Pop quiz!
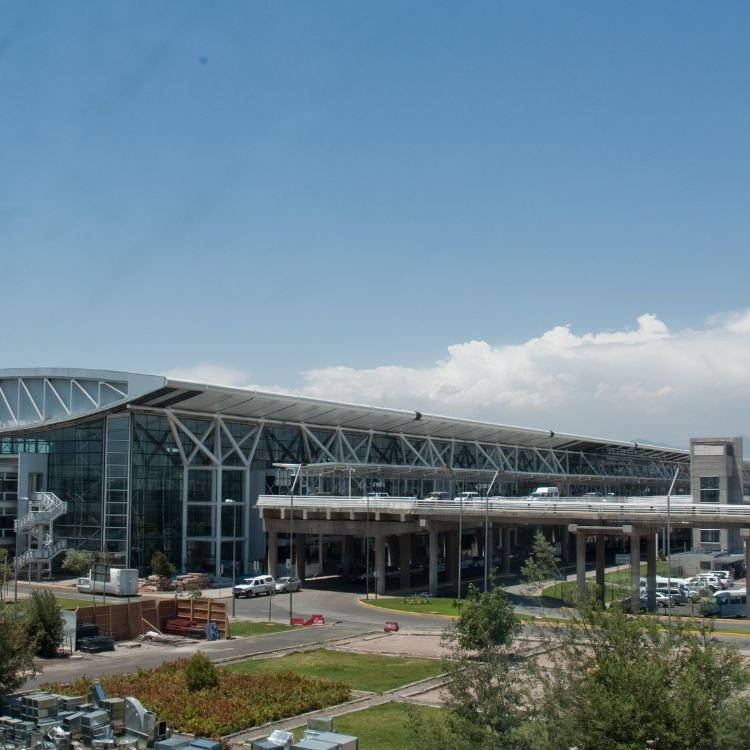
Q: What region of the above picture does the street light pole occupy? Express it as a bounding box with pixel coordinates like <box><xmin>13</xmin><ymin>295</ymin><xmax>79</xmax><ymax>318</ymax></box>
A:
<box><xmin>289</xmin><ymin>465</ymin><xmax>305</xmax><ymax>624</ymax></box>
<box><xmin>224</xmin><ymin>499</ymin><xmax>237</xmax><ymax>619</ymax></box>
<box><xmin>365</xmin><ymin>491</ymin><xmax>370</xmax><ymax>601</ymax></box>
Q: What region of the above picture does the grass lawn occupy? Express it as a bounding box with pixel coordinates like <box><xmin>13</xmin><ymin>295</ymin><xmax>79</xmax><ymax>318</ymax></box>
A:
<box><xmin>293</xmin><ymin>702</ymin><xmax>443</xmax><ymax>750</ymax></box>
<box><xmin>225</xmin><ymin>648</ymin><xmax>445</xmax><ymax>693</ymax></box>
<box><xmin>228</xmin><ymin>620</ymin><xmax>297</xmax><ymax>637</ymax></box>
<box><xmin>543</xmin><ymin>562</ymin><xmax>670</xmax><ymax>604</ymax></box>
<box><xmin>361</xmin><ymin>596</ymin><xmax>462</xmax><ymax>617</ymax></box>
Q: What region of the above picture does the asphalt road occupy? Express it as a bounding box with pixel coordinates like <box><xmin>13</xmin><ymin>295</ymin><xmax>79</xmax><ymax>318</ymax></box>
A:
<box><xmin>22</xmin><ymin>586</ymin><xmax>450</xmax><ymax>690</ymax></box>
<box><xmin>20</xmin><ymin>579</ymin><xmax>750</xmax><ymax>691</ymax></box>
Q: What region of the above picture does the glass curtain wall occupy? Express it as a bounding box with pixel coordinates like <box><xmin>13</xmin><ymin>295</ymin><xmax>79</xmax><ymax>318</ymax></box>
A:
<box><xmin>131</xmin><ymin>414</ymin><xmax>183</xmax><ymax>575</ymax></box>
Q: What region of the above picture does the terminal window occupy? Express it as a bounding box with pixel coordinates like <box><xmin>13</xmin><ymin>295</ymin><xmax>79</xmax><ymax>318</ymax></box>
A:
<box><xmin>699</xmin><ymin>476</ymin><xmax>720</xmax><ymax>503</ymax></box>
<box><xmin>700</xmin><ymin>529</ymin><xmax>721</xmax><ymax>544</ymax></box>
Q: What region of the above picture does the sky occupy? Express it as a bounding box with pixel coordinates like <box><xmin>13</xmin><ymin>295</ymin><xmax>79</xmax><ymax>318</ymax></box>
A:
<box><xmin>1</xmin><ymin>2</ymin><xmax>748</xmax><ymax>448</ymax></box>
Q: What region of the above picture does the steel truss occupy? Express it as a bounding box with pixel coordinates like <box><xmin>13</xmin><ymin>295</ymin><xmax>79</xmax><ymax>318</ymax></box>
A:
<box><xmin>132</xmin><ymin>405</ymin><xmax>688</xmax><ymax>485</ymax></box>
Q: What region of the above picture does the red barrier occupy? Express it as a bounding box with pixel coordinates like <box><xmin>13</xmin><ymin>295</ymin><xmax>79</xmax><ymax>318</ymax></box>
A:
<box><xmin>384</xmin><ymin>621</ymin><xmax>399</xmax><ymax>632</ymax></box>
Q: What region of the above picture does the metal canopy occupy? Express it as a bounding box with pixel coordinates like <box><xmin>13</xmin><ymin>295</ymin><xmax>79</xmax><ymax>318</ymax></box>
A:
<box><xmin>0</xmin><ymin>368</ymin><xmax>691</xmax><ymax>463</ymax></box>
<box><xmin>137</xmin><ymin>377</ymin><xmax>690</xmax><ymax>461</ymax></box>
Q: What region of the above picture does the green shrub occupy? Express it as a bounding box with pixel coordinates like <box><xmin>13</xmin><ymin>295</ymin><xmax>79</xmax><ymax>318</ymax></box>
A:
<box><xmin>26</xmin><ymin>591</ymin><xmax>64</xmax><ymax>658</ymax></box>
<box><xmin>185</xmin><ymin>651</ymin><xmax>219</xmax><ymax>691</ymax></box>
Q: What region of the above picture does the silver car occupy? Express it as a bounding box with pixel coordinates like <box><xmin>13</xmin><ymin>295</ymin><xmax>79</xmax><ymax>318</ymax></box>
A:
<box><xmin>274</xmin><ymin>576</ymin><xmax>302</xmax><ymax>593</ymax></box>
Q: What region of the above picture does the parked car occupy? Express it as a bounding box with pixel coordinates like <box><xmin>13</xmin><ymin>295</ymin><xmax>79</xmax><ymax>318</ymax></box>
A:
<box><xmin>454</xmin><ymin>491</ymin><xmax>481</xmax><ymax>502</ymax></box>
<box><xmin>233</xmin><ymin>575</ymin><xmax>275</xmax><ymax>598</ymax></box>
<box><xmin>274</xmin><ymin>576</ymin><xmax>302</xmax><ymax>593</ymax></box>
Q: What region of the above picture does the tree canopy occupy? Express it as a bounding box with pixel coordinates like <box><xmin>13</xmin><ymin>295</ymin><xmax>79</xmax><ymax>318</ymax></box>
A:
<box><xmin>0</xmin><ymin>605</ymin><xmax>36</xmax><ymax>693</ymax></box>
<box><xmin>413</xmin><ymin>578</ymin><xmax>750</xmax><ymax>750</ymax></box>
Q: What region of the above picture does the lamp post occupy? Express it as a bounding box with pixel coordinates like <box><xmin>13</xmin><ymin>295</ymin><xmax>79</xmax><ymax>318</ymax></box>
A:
<box><xmin>665</xmin><ymin>467</ymin><xmax>680</xmax><ymax>625</ymax></box>
<box><xmin>273</xmin><ymin>462</ymin><xmax>305</xmax><ymax>624</ymax></box>
<box><xmin>224</xmin><ymin>499</ymin><xmax>237</xmax><ymax>619</ymax></box>
<box><xmin>365</xmin><ymin>491</ymin><xmax>370</xmax><ymax>600</ymax></box>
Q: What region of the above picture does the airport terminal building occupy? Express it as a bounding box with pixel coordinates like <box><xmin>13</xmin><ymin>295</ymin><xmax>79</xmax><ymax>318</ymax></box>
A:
<box><xmin>0</xmin><ymin>368</ymin><xmax>748</xmax><ymax>583</ymax></box>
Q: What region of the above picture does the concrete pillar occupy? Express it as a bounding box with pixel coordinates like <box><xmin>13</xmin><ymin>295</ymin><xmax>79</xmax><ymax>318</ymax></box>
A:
<box><xmin>646</xmin><ymin>533</ymin><xmax>657</xmax><ymax>611</ymax></box>
<box><xmin>428</xmin><ymin>527</ymin><xmax>439</xmax><ymax>596</ymax></box>
<box><xmin>375</xmin><ymin>533</ymin><xmax>386</xmax><ymax>595</ymax></box>
<box><xmin>295</xmin><ymin>533</ymin><xmax>306</xmax><ymax>582</ymax></box>
<box><xmin>560</xmin><ymin>525</ymin><xmax>570</xmax><ymax>563</ymax></box>
<box><xmin>388</xmin><ymin>535</ymin><xmax>400</xmax><ymax>567</ymax></box>
<box><xmin>595</xmin><ymin>534</ymin><xmax>605</xmax><ymax>605</ymax></box>
<box><xmin>267</xmin><ymin>530</ymin><xmax>278</xmax><ymax>578</ymax></box>
<box><xmin>502</xmin><ymin>527</ymin><xmax>512</xmax><ymax>576</ymax></box>
<box><xmin>576</xmin><ymin>532</ymin><xmax>587</xmax><ymax>600</ymax></box>
<box><xmin>744</xmin><ymin>532</ymin><xmax>750</xmax><ymax>619</ymax></box>
<box><xmin>630</xmin><ymin>529</ymin><xmax>641</xmax><ymax>613</ymax></box>
<box><xmin>445</xmin><ymin>530</ymin><xmax>458</xmax><ymax>586</ymax></box>
<box><xmin>399</xmin><ymin>534</ymin><xmax>411</xmax><ymax>590</ymax></box>
<box><xmin>342</xmin><ymin>535</ymin><xmax>355</xmax><ymax>578</ymax></box>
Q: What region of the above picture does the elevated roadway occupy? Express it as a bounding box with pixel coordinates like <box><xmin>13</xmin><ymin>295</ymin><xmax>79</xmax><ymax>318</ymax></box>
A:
<box><xmin>259</xmin><ymin>494</ymin><xmax>750</xmax><ymax>615</ymax></box>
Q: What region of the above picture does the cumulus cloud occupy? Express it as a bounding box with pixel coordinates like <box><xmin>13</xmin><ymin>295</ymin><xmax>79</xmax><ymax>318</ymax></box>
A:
<box><xmin>298</xmin><ymin>312</ymin><xmax>750</xmax><ymax>446</ymax></box>
<box><xmin>165</xmin><ymin>363</ymin><xmax>250</xmax><ymax>388</ymax></box>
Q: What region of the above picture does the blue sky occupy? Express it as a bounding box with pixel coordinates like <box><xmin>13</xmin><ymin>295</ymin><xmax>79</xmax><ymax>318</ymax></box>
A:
<box><xmin>2</xmin><ymin>2</ymin><xmax>749</xmax><ymax>446</ymax></box>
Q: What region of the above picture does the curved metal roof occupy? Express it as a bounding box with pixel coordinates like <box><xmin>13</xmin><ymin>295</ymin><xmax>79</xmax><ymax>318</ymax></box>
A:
<box><xmin>0</xmin><ymin>368</ymin><xmax>691</xmax><ymax>460</ymax></box>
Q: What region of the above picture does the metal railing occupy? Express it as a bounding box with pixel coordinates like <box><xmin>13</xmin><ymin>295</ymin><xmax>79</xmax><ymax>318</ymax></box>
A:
<box><xmin>258</xmin><ymin>494</ymin><xmax>750</xmax><ymax>524</ymax></box>
<box><xmin>14</xmin><ymin>491</ymin><xmax>68</xmax><ymax>532</ymax></box>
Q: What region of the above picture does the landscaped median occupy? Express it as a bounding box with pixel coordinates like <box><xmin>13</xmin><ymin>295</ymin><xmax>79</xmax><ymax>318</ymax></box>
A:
<box><xmin>42</xmin><ymin>648</ymin><xmax>445</xmax><ymax>739</ymax></box>
<box><xmin>359</xmin><ymin>595</ymin><xmax>464</xmax><ymax>617</ymax></box>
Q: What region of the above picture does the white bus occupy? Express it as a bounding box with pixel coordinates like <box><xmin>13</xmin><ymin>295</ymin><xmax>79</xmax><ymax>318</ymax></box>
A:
<box><xmin>701</xmin><ymin>589</ymin><xmax>747</xmax><ymax>618</ymax></box>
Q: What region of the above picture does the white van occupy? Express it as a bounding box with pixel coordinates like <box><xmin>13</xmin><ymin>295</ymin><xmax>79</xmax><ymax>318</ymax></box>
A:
<box><xmin>529</xmin><ymin>487</ymin><xmax>560</xmax><ymax>499</ymax></box>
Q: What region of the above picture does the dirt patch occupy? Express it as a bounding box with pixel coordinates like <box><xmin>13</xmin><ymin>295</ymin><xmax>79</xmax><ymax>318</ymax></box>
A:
<box><xmin>332</xmin><ymin>631</ymin><xmax>448</xmax><ymax>659</ymax></box>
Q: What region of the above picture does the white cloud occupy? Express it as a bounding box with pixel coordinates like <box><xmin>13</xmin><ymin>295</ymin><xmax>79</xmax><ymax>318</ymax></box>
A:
<box><xmin>298</xmin><ymin>311</ymin><xmax>750</xmax><ymax>446</ymax></box>
<box><xmin>165</xmin><ymin>363</ymin><xmax>250</xmax><ymax>388</ymax></box>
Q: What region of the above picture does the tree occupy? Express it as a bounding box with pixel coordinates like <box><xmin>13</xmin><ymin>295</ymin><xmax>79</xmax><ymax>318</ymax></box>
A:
<box><xmin>0</xmin><ymin>548</ymin><xmax>11</xmax><ymax>599</ymax></box>
<box><xmin>150</xmin><ymin>550</ymin><xmax>176</xmax><ymax>578</ymax></box>
<box><xmin>0</xmin><ymin>605</ymin><xmax>36</xmax><ymax>693</ymax></box>
<box><xmin>446</xmin><ymin>582</ymin><xmax>521</xmax><ymax>654</ymax></box>
<box><xmin>520</xmin><ymin>530</ymin><xmax>560</xmax><ymax>602</ymax></box>
<box><xmin>25</xmin><ymin>590</ymin><xmax>64</xmax><ymax>658</ymax></box>
<box><xmin>61</xmin><ymin>549</ymin><xmax>94</xmax><ymax>578</ymax></box>
<box><xmin>532</xmin><ymin>598</ymin><xmax>750</xmax><ymax>750</ymax></box>
<box><xmin>410</xmin><ymin>584</ymin><xmax>533</xmax><ymax>750</ymax></box>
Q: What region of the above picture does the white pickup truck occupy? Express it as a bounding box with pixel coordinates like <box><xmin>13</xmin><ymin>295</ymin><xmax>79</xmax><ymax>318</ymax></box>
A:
<box><xmin>233</xmin><ymin>575</ymin><xmax>275</xmax><ymax>598</ymax></box>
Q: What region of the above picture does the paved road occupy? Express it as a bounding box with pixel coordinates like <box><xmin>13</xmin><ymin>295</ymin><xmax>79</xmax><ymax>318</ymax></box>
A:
<box><xmin>21</xmin><ymin>578</ymin><xmax>750</xmax><ymax>691</ymax></box>
<box><xmin>23</xmin><ymin>586</ymin><xmax>450</xmax><ymax>690</ymax></box>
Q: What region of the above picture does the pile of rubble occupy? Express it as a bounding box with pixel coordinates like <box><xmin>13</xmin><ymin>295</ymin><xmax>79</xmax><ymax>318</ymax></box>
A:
<box><xmin>138</xmin><ymin>573</ymin><xmax>210</xmax><ymax>593</ymax></box>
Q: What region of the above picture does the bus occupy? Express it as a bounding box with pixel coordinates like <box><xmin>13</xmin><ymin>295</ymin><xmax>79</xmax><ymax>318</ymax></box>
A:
<box><xmin>701</xmin><ymin>589</ymin><xmax>747</xmax><ymax>618</ymax></box>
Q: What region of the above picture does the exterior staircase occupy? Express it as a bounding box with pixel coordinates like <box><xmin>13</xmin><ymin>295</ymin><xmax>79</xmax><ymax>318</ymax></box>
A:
<box><xmin>14</xmin><ymin>491</ymin><xmax>68</xmax><ymax>576</ymax></box>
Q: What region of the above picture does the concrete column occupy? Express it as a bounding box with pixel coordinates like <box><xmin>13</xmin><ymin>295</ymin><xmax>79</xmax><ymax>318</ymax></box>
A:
<box><xmin>399</xmin><ymin>534</ymin><xmax>411</xmax><ymax>590</ymax></box>
<box><xmin>388</xmin><ymin>535</ymin><xmax>400</xmax><ymax>567</ymax></box>
<box><xmin>445</xmin><ymin>530</ymin><xmax>458</xmax><ymax>586</ymax></box>
<box><xmin>295</xmin><ymin>533</ymin><xmax>306</xmax><ymax>582</ymax></box>
<box><xmin>744</xmin><ymin>532</ymin><xmax>750</xmax><ymax>619</ymax></box>
<box><xmin>318</xmin><ymin>533</ymin><xmax>324</xmax><ymax>576</ymax></box>
<box><xmin>267</xmin><ymin>530</ymin><xmax>278</xmax><ymax>578</ymax></box>
<box><xmin>560</xmin><ymin>525</ymin><xmax>570</xmax><ymax>563</ymax></box>
<box><xmin>342</xmin><ymin>535</ymin><xmax>355</xmax><ymax>578</ymax></box>
<box><xmin>502</xmin><ymin>527</ymin><xmax>512</xmax><ymax>575</ymax></box>
<box><xmin>646</xmin><ymin>533</ymin><xmax>657</xmax><ymax>611</ymax></box>
<box><xmin>595</xmin><ymin>534</ymin><xmax>605</xmax><ymax>605</ymax></box>
<box><xmin>630</xmin><ymin>529</ymin><xmax>641</xmax><ymax>613</ymax></box>
<box><xmin>428</xmin><ymin>527</ymin><xmax>439</xmax><ymax>596</ymax></box>
<box><xmin>375</xmin><ymin>533</ymin><xmax>386</xmax><ymax>596</ymax></box>
<box><xmin>576</xmin><ymin>532</ymin><xmax>587</xmax><ymax>600</ymax></box>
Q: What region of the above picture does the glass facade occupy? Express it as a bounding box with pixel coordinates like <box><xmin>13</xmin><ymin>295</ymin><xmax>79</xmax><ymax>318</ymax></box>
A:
<box><xmin>1</xmin><ymin>400</ymin><xmax>695</xmax><ymax>576</ymax></box>
<box><xmin>47</xmin><ymin>421</ymin><xmax>105</xmax><ymax>553</ymax></box>
<box><xmin>130</xmin><ymin>414</ymin><xmax>184</xmax><ymax>574</ymax></box>
<box><xmin>699</xmin><ymin>476</ymin><xmax>721</xmax><ymax>503</ymax></box>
